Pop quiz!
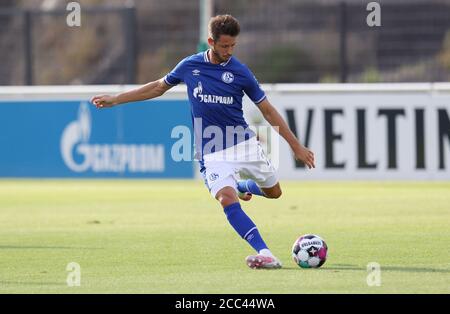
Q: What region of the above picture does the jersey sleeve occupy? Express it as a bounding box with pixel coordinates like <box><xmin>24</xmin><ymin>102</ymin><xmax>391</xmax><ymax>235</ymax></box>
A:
<box><xmin>242</xmin><ymin>66</ymin><xmax>266</xmax><ymax>105</ymax></box>
<box><xmin>164</xmin><ymin>57</ymin><xmax>189</xmax><ymax>86</ymax></box>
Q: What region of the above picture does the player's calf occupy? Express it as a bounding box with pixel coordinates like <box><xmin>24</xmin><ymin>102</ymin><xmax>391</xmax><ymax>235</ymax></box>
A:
<box><xmin>261</xmin><ymin>184</ymin><xmax>282</xmax><ymax>199</ymax></box>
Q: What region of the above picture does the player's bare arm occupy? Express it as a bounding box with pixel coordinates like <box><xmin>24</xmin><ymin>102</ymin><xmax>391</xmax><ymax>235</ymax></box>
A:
<box><xmin>90</xmin><ymin>78</ymin><xmax>172</xmax><ymax>108</ymax></box>
<box><xmin>257</xmin><ymin>98</ymin><xmax>315</xmax><ymax>169</ymax></box>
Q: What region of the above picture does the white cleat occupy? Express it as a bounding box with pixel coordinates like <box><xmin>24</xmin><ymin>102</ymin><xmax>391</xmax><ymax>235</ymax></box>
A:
<box><xmin>246</xmin><ymin>255</ymin><xmax>282</xmax><ymax>269</ymax></box>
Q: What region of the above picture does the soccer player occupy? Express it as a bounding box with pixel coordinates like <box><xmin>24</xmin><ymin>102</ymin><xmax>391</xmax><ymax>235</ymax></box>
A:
<box><xmin>91</xmin><ymin>14</ymin><xmax>315</xmax><ymax>269</ymax></box>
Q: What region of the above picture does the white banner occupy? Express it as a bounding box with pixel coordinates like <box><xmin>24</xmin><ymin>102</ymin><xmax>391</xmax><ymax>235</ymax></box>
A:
<box><xmin>1</xmin><ymin>83</ymin><xmax>449</xmax><ymax>180</ymax></box>
<box><xmin>243</xmin><ymin>84</ymin><xmax>450</xmax><ymax>180</ymax></box>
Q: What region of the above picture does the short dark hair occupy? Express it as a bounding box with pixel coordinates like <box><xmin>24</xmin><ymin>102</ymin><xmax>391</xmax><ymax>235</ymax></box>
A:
<box><xmin>208</xmin><ymin>15</ymin><xmax>240</xmax><ymax>41</ymax></box>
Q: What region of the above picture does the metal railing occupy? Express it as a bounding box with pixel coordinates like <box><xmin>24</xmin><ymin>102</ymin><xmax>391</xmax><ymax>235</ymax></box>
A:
<box><xmin>0</xmin><ymin>6</ymin><xmax>137</xmax><ymax>85</ymax></box>
<box><xmin>0</xmin><ymin>1</ymin><xmax>449</xmax><ymax>85</ymax></box>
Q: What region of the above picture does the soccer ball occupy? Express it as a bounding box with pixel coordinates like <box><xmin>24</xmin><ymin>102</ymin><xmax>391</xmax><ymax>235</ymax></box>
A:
<box><xmin>292</xmin><ymin>234</ymin><xmax>328</xmax><ymax>268</ymax></box>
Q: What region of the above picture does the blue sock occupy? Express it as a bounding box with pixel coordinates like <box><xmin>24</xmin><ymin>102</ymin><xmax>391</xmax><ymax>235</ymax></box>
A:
<box><xmin>237</xmin><ymin>179</ymin><xmax>265</xmax><ymax>196</ymax></box>
<box><xmin>223</xmin><ymin>202</ymin><xmax>268</xmax><ymax>253</ymax></box>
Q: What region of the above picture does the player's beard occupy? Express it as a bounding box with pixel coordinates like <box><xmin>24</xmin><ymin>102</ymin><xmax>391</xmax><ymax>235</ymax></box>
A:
<box><xmin>211</xmin><ymin>48</ymin><xmax>231</xmax><ymax>64</ymax></box>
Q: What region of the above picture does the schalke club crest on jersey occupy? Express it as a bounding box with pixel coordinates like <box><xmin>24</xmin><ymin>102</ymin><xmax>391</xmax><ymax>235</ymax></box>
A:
<box><xmin>221</xmin><ymin>72</ymin><xmax>234</xmax><ymax>84</ymax></box>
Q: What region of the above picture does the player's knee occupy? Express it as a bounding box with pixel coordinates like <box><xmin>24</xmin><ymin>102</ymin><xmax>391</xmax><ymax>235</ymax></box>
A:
<box><xmin>217</xmin><ymin>194</ymin><xmax>238</xmax><ymax>207</ymax></box>
<box><xmin>215</xmin><ymin>187</ymin><xmax>239</xmax><ymax>207</ymax></box>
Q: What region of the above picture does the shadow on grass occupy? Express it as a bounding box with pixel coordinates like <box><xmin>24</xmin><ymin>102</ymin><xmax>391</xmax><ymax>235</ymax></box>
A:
<box><xmin>0</xmin><ymin>245</ymin><xmax>102</xmax><ymax>250</ymax></box>
<box><xmin>0</xmin><ymin>281</ymin><xmax>66</xmax><ymax>286</ymax></box>
<box><xmin>322</xmin><ymin>264</ymin><xmax>450</xmax><ymax>274</ymax></box>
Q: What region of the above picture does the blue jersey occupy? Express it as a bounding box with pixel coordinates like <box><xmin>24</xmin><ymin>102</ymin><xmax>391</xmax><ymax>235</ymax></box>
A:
<box><xmin>164</xmin><ymin>50</ymin><xmax>266</xmax><ymax>159</ymax></box>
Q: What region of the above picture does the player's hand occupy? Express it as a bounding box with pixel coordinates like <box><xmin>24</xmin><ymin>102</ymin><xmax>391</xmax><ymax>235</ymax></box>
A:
<box><xmin>294</xmin><ymin>144</ymin><xmax>315</xmax><ymax>169</ymax></box>
<box><xmin>90</xmin><ymin>95</ymin><xmax>117</xmax><ymax>109</ymax></box>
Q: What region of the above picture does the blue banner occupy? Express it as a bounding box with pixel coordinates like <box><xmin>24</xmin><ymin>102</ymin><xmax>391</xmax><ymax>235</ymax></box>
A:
<box><xmin>0</xmin><ymin>100</ymin><xmax>194</xmax><ymax>178</ymax></box>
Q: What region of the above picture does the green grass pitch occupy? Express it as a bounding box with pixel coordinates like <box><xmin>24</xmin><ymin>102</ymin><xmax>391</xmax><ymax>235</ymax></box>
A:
<box><xmin>0</xmin><ymin>180</ymin><xmax>449</xmax><ymax>293</ymax></box>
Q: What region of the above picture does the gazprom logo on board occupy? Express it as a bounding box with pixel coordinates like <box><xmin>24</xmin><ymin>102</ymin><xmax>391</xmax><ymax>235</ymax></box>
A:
<box><xmin>60</xmin><ymin>102</ymin><xmax>165</xmax><ymax>173</ymax></box>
